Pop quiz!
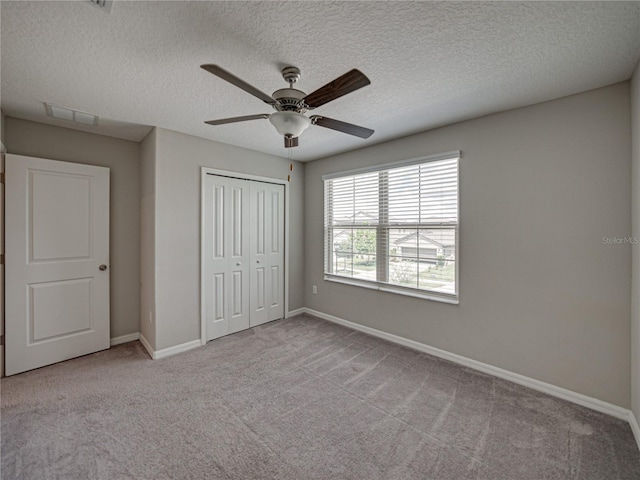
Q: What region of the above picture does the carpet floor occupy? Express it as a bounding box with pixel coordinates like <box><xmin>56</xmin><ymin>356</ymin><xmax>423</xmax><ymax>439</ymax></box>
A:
<box><xmin>2</xmin><ymin>313</ymin><xmax>639</xmax><ymax>479</ymax></box>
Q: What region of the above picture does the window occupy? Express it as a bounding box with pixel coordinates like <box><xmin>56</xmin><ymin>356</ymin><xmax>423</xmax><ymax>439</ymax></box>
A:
<box><xmin>323</xmin><ymin>151</ymin><xmax>459</xmax><ymax>303</ymax></box>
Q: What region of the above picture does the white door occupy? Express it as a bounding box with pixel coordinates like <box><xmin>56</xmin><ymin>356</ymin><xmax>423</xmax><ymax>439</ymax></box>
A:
<box><xmin>203</xmin><ymin>174</ymin><xmax>285</xmax><ymax>341</ymax></box>
<box><xmin>250</xmin><ymin>181</ymin><xmax>284</xmax><ymax>327</ymax></box>
<box><xmin>5</xmin><ymin>154</ymin><xmax>110</xmax><ymax>376</ymax></box>
<box><xmin>203</xmin><ymin>175</ymin><xmax>250</xmax><ymax>341</ymax></box>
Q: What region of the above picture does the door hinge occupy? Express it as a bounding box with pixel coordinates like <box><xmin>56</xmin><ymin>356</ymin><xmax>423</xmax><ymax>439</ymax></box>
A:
<box><xmin>0</xmin><ymin>254</ymin><xmax>4</xmax><ymax>265</ymax></box>
<box><xmin>0</xmin><ymin>172</ymin><xmax>4</xmax><ymax>184</ymax></box>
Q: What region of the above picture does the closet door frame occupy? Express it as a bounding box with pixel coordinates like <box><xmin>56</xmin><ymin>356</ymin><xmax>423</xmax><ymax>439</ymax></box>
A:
<box><xmin>200</xmin><ymin>167</ymin><xmax>290</xmax><ymax>345</ymax></box>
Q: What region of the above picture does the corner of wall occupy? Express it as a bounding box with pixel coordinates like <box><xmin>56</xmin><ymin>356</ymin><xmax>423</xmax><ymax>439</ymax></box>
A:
<box><xmin>631</xmin><ymin>58</ymin><xmax>640</xmax><ymax>433</ymax></box>
<box><xmin>0</xmin><ymin>110</ymin><xmax>4</xmax><ymax>372</ymax></box>
<box><xmin>1</xmin><ymin>109</ymin><xmax>6</xmax><ymax>152</ymax></box>
<box><xmin>631</xmin><ymin>409</ymin><xmax>640</xmax><ymax>454</ymax></box>
<box><xmin>139</xmin><ymin>127</ymin><xmax>157</xmax><ymax>351</ymax></box>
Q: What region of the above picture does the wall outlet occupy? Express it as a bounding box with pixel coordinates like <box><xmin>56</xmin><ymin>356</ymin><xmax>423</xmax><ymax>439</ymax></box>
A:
<box><xmin>148</xmin><ymin>311</ymin><xmax>153</xmax><ymax>324</ymax></box>
<box><xmin>312</xmin><ymin>285</ymin><xmax>317</xmax><ymax>294</ymax></box>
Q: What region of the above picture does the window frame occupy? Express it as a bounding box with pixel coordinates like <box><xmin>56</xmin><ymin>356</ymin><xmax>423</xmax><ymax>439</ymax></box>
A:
<box><xmin>323</xmin><ymin>150</ymin><xmax>460</xmax><ymax>304</ymax></box>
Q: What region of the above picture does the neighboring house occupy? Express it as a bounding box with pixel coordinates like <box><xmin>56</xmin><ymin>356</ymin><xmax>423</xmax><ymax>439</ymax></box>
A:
<box><xmin>332</xmin><ymin>210</ymin><xmax>378</xmax><ymax>225</ymax></box>
<box><xmin>333</xmin><ymin>228</ymin><xmax>455</xmax><ymax>263</ymax></box>
<box><xmin>331</xmin><ymin>211</ymin><xmax>377</xmax><ymax>253</ymax></box>
<box><xmin>393</xmin><ymin>230</ymin><xmax>455</xmax><ymax>264</ymax></box>
<box><xmin>332</xmin><ymin>229</ymin><xmax>351</xmax><ymax>250</ymax></box>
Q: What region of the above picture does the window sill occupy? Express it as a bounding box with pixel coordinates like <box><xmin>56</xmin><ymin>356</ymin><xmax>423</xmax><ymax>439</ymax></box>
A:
<box><xmin>324</xmin><ymin>274</ymin><xmax>459</xmax><ymax>305</ymax></box>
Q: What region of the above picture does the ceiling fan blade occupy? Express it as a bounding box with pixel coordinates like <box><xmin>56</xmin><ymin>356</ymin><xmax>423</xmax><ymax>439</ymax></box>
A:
<box><xmin>284</xmin><ymin>136</ymin><xmax>299</xmax><ymax>148</ymax></box>
<box><xmin>303</xmin><ymin>69</ymin><xmax>371</xmax><ymax>108</ymax></box>
<box><xmin>201</xmin><ymin>64</ymin><xmax>276</xmax><ymax>105</ymax></box>
<box><xmin>311</xmin><ymin>116</ymin><xmax>374</xmax><ymax>139</ymax></box>
<box><xmin>205</xmin><ymin>114</ymin><xmax>269</xmax><ymax>125</ymax></box>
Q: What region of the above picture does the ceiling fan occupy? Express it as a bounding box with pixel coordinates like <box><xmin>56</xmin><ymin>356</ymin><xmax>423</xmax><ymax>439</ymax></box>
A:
<box><xmin>201</xmin><ymin>64</ymin><xmax>374</xmax><ymax>148</ymax></box>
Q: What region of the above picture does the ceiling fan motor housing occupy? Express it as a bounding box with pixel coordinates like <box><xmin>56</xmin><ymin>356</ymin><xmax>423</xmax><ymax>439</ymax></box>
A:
<box><xmin>271</xmin><ymin>88</ymin><xmax>307</xmax><ymax>112</ymax></box>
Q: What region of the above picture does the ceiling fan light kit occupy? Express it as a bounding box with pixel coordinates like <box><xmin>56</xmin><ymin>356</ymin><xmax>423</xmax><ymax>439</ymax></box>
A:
<box><xmin>268</xmin><ymin>111</ymin><xmax>311</xmax><ymax>137</ymax></box>
<box><xmin>201</xmin><ymin>64</ymin><xmax>374</xmax><ymax>148</ymax></box>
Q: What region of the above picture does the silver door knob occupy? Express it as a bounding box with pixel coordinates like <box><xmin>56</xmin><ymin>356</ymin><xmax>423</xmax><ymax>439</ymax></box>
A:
<box><xmin>99</xmin><ymin>264</ymin><xmax>108</xmax><ymax>271</ymax></box>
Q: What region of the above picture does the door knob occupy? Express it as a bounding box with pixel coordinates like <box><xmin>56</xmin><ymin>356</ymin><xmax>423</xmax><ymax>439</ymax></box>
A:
<box><xmin>236</xmin><ymin>263</ymin><xmax>241</xmax><ymax>266</ymax></box>
<box><xmin>99</xmin><ymin>264</ymin><xmax>108</xmax><ymax>271</ymax></box>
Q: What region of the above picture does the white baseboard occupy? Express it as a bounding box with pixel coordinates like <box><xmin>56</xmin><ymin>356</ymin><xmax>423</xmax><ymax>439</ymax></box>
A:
<box><xmin>286</xmin><ymin>307</ymin><xmax>306</xmax><ymax>318</ymax></box>
<box><xmin>303</xmin><ymin>308</ymin><xmax>630</xmax><ymax>421</ymax></box>
<box><xmin>138</xmin><ymin>333</ymin><xmax>200</xmax><ymax>360</ymax></box>
<box><xmin>110</xmin><ymin>332</ymin><xmax>140</xmax><ymax>346</ymax></box>
<box><xmin>630</xmin><ymin>411</ymin><xmax>640</xmax><ymax>452</ymax></box>
<box><xmin>154</xmin><ymin>339</ymin><xmax>201</xmax><ymax>359</ymax></box>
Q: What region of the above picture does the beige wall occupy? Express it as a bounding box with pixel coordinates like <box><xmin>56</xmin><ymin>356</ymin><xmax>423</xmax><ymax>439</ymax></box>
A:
<box><xmin>305</xmin><ymin>83</ymin><xmax>632</xmax><ymax>407</ymax></box>
<box><xmin>1</xmin><ymin>110</ymin><xmax>5</xmax><ymax>148</ymax></box>
<box><xmin>151</xmin><ymin>128</ymin><xmax>305</xmax><ymax>350</ymax></box>
<box><xmin>140</xmin><ymin>128</ymin><xmax>157</xmax><ymax>349</ymax></box>
<box><xmin>5</xmin><ymin>118</ymin><xmax>141</xmax><ymax>339</ymax></box>
<box><xmin>1</xmin><ymin>110</ymin><xmax>4</xmax><ymax>375</ymax></box>
<box><xmin>631</xmin><ymin>61</ymin><xmax>640</xmax><ymax>421</ymax></box>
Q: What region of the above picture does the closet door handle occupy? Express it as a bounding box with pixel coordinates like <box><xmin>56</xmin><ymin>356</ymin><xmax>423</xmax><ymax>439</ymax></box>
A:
<box><xmin>236</xmin><ymin>262</ymin><xmax>241</xmax><ymax>266</ymax></box>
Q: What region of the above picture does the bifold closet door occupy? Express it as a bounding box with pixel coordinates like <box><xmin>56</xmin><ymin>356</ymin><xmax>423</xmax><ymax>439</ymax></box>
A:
<box><xmin>249</xmin><ymin>182</ymin><xmax>285</xmax><ymax>327</ymax></box>
<box><xmin>203</xmin><ymin>175</ymin><xmax>250</xmax><ymax>341</ymax></box>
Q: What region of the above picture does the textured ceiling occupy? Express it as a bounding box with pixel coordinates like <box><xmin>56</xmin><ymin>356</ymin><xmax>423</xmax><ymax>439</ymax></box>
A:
<box><xmin>2</xmin><ymin>1</ymin><xmax>640</xmax><ymax>161</ymax></box>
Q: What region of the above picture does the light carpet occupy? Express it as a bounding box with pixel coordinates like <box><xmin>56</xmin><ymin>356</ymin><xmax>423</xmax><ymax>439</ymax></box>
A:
<box><xmin>2</xmin><ymin>314</ymin><xmax>639</xmax><ymax>479</ymax></box>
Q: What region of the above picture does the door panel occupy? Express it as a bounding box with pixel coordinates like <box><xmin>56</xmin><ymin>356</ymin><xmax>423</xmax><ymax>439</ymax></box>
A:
<box><xmin>250</xmin><ymin>182</ymin><xmax>284</xmax><ymax>326</ymax></box>
<box><xmin>266</xmin><ymin>186</ymin><xmax>284</xmax><ymax>321</ymax></box>
<box><xmin>270</xmin><ymin>266</ymin><xmax>280</xmax><ymax>307</ymax></box>
<box><xmin>30</xmin><ymin>278</ymin><xmax>93</xmax><ymax>341</ymax></box>
<box><xmin>31</xmin><ymin>171</ymin><xmax>92</xmax><ymax>261</ymax></box>
<box><xmin>204</xmin><ymin>175</ymin><xmax>250</xmax><ymax>341</ymax></box>
<box><xmin>250</xmin><ymin>183</ymin><xmax>268</xmax><ymax>326</ymax></box>
<box><xmin>213</xmin><ymin>185</ymin><xmax>224</xmax><ymax>258</ymax></box>
<box><xmin>255</xmin><ymin>267</ymin><xmax>265</xmax><ymax>311</ymax></box>
<box><xmin>232</xmin><ymin>187</ymin><xmax>243</xmax><ymax>257</ymax></box>
<box><xmin>231</xmin><ymin>271</ymin><xmax>243</xmax><ymax>317</ymax></box>
<box><xmin>213</xmin><ymin>274</ymin><xmax>225</xmax><ymax>321</ymax></box>
<box><xmin>5</xmin><ymin>154</ymin><xmax>110</xmax><ymax>376</ymax></box>
<box><xmin>256</xmin><ymin>190</ymin><xmax>265</xmax><ymax>255</ymax></box>
<box><xmin>271</xmin><ymin>190</ymin><xmax>280</xmax><ymax>253</ymax></box>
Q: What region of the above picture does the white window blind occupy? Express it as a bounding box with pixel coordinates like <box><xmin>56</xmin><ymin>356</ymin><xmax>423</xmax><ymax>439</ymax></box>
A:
<box><xmin>324</xmin><ymin>152</ymin><xmax>459</xmax><ymax>301</ymax></box>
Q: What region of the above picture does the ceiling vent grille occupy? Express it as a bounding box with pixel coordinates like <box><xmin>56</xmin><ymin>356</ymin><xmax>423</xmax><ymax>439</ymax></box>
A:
<box><xmin>87</xmin><ymin>0</ymin><xmax>113</xmax><ymax>14</ymax></box>
<box><xmin>45</xmin><ymin>103</ymin><xmax>99</xmax><ymax>126</ymax></box>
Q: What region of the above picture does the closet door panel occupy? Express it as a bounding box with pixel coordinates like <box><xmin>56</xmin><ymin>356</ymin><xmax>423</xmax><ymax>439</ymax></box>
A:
<box><xmin>226</xmin><ymin>178</ymin><xmax>250</xmax><ymax>334</ymax></box>
<box><xmin>204</xmin><ymin>175</ymin><xmax>250</xmax><ymax>340</ymax></box>
<box><xmin>267</xmin><ymin>186</ymin><xmax>285</xmax><ymax>321</ymax></box>
<box><xmin>250</xmin><ymin>184</ymin><xmax>268</xmax><ymax>326</ymax></box>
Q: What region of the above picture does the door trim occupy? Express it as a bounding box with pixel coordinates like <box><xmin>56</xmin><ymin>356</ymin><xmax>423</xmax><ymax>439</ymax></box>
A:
<box><xmin>200</xmin><ymin>167</ymin><xmax>290</xmax><ymax>345</ymax></box>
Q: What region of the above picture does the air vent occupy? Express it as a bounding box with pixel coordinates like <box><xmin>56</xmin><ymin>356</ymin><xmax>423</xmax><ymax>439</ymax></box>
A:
<box><xmin>87</xmin><ymin>0</ymin><xmax>113</xmax><ymax>13</ymax></box>
<box><xmin>45</xmin><ymin>103</ymin><xmax>99</xmax><ymax>126</ymax></box>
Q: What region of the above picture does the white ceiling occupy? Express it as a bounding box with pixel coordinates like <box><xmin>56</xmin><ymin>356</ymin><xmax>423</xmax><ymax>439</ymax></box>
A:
<box><xmin>2</xmin><ymin>1</ymin><xmax>639</xmax><ymax>162</ymax></box>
